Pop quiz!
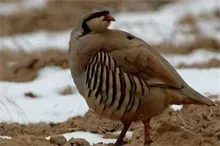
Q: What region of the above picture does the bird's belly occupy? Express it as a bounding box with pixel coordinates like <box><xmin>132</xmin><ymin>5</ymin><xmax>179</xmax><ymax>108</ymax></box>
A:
<box><xmin>139</xmin><ymin>87</ymin><xmax>167</xmax><ymax>118</ymax></box>
<box><xmin>83</xmin><ymin>93</ymin><xmax>136</xmax><ymax>121</ymax></box>
<box><xmin>74</xmin><ymin>73</ymin><xmax>124</xmax><ymax>121</ymax></box>
<box><xmin>82</xmin><ymin>86</ymin><xmax>141</xmax><ymax>121</ymax></box>
<box><xmin>140</xmin><ymin>101</ymin><xmax>165</xmax><ymax>118</ymax></box>
<box><xmin>76</xmin><ymin>75</ymin><xmax>166</xmax><ymax>121</ymax></box>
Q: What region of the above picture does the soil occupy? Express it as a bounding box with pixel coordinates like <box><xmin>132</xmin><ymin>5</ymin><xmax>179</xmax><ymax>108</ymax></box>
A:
<box><xmin>0</xmin><ymin>50</ymin><xmax>68</xmax><ymax>82</ymax></box>
<box><xmin>0</xmin><ymin>103</ymin><xmax>219</xmax><ymax>146</ymax></box>
<box><xmin>155</xmin><ymin>37</ymin><xmax>220</xmax><ymax>54</ymax></box>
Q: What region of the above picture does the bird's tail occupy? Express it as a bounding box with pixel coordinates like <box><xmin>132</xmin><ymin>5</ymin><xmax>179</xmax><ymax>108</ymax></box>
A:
<box><xmin>180</xmin><ymin>84</ymin><xmax>214</xmax><ymax>106</ymax></box>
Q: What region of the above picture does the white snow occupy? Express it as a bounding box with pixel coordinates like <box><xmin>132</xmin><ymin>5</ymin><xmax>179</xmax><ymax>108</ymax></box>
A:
<box><xmin>0</xmin><ymin>0</ymin><xmax>47</xmax><ymax>15</ymax></box>
<box><xmin>0</xmin><ymin>30</ymin><xmax>70</xmax><ymax>52</ymax></box>
<box><xmin>197</xmin><ymin>18</ymin><xmax>220</xmax><ymax>41</ymax></box>
<box><xmin>170</xmin><ymin>67</ymin><xmax>220</xmax><ymax>111</ymax></box>
<box><xmin>63</xmin><ymin>131</ymin><xmax>116</xmax><ymax>144</ymax></box>
<box><xmin>178</xmin><ymin>68</ymin><xmax>220</xmax><ymax>96</ymax></box>
<box><xmin>45</xmin><ymin>131</ymin><xmax>132</xmax><ymax>145</ymax></box>
<box><xmin>111</xmin><ymin>0</ymin><xmax>220</xmax><ymax>44</ymax></box>
<box><xmin>0</xmin><ymin>67</ymin><xmax>219</xmax><ymax>124</ymax></box>
<box><xmin>171</xmin><ymin>105</ymin><xmax>183</xmax><ymax>111</ymax></box>
<box><xmin>164</xmin><ymin>49</ymin><xmax>220</xmax><ymax>67</ymax></box>
<box><xmin>0</xmin><ymin>67</ymin><xmax>88</xmax><ymax>124</ymax></box>
<box><xmin>0</xmin><ymin>136</ymin><xmax>12</xmax><ymax>139</ymax></box>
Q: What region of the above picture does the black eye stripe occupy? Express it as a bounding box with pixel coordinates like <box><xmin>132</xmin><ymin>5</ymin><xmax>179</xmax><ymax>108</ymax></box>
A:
<box><xmin>85</xmin><ymin>11</ymin><xmax>109</xmax><ymax>22</ymax></box>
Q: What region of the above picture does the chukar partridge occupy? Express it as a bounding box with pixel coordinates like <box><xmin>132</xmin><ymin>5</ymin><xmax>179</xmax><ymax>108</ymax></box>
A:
<box><xmin>68</xmin><ymin>10</ymin><xmax>214</xmax><ymax>145</ymax></box>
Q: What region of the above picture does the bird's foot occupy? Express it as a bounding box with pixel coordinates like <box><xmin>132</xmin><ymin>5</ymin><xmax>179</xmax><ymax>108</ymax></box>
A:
<box><xmin>144</xmin><ymin>139</ymin><xmax>153</xmax><ymax>145</ymax></box>
<box><xmin>114</xmin><ymin>140</ymin><xmax>127</xmax><ymax>146</ymax></box>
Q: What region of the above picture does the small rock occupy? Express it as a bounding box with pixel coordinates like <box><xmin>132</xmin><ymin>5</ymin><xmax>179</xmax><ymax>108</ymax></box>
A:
<box><xmin>64</xmin><ymin>137</ymin><xmax>90</xmax><ymax>146</ymax></box>
<box><xmin>50</xmin><ymin>135</ymin><xmax>67</xmax><ymax>146</ymax></box>
<box><xmin>59</xmin><ymin>86</ymin><xmax>77</xmax><ymax>95</ymax></box>
<box><xmin>24</xmin><ymin>91</ymin><xmax>37</xmax><ymax>98</ymax></box>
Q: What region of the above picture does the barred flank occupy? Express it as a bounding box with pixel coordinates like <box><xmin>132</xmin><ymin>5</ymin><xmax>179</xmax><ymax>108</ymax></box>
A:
<box><xmin>85</xmin><ymin>51</ymin><xmax>149</xmax><ymax>118</ymax></box>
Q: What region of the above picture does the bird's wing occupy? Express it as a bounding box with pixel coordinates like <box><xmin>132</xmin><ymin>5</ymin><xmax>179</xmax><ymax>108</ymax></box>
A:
<box><xmin>108</xmin><ymin>41</ymin><xmax>184</xmax><ymax>89</ymax></box>
<box><xmin>105</xmin><ymin>35</ymin><xmax>213</xmax><ymax>106</ymax></box>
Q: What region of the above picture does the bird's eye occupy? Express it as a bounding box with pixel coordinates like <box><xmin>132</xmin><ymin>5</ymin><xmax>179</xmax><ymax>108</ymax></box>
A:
<box><xmin>126</xmin><ymin>35</ymin><xmax>134</xmax><ymax>40</ymax></box>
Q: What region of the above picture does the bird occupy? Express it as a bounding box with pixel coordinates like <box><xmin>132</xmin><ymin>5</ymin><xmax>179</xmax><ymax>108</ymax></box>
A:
<box><xmin>68</xmin><ymin>10</ymin><xmax>214</xmax><ymax>145</ymax></box>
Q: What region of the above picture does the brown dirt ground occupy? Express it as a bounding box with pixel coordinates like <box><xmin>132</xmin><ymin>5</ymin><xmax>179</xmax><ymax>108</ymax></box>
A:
<box><xmin>155</xmin><ymin>37</ymin><xmax>220</xmax><ymax>54</ymax></box>
<box><xmin>0</xmin><ymin>50</ymin><xmax>68</xmax><ymax>82</ymax></box>
<box><xmin>0</xmin><ymin>102</ymin><xmax>219</xmax><ymax>146</ymax></box>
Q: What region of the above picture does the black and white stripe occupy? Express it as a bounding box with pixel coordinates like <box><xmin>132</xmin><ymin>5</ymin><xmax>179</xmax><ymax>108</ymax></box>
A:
<box><xmin>85</xmin><ymin>51</ymin><xmax>149</xmax><ymax>118</ymax></box>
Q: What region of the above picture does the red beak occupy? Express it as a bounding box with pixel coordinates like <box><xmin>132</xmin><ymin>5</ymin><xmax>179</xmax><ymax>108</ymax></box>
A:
<box><xmin>103</xmin><ymin>14</ymin><xmax>116</xmax><ymax>22</ymax></box>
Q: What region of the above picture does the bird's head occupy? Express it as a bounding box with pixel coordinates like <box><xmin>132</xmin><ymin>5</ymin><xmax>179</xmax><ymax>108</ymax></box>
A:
<box><xmin>81</xmin><ymin>10</ymin><xmax>115</xmax><ymax>35</ymax></box>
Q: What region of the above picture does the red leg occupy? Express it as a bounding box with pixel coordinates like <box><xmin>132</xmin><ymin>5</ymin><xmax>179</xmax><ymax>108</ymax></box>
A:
<box><xmin>142</xmin><ymin>118</ymin><xmax>151</xmax><ymax>145</ymax></box>
<box><xmin>115</xmin><ymin>121</ymin><xmax>132</xmax><ymax>145</ymax></box>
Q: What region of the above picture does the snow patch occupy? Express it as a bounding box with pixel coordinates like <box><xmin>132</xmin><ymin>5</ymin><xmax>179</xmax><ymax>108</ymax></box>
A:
<box><xmin>171</xmin><ymin>105</ymin><xmax>183</xmax><ymax>111</ymax></box>
<box><xmin>0</xmin><ymin>30</ymin><xmax>70</xmax><ymax>52</ymax></box>
<box><xmin>46</xmin><ymin>131</ymin><xmax>133</xmax><ymax>145</ymax></box>
<box><xmin>0</xmin><ymin>67</ymin><xmax>88</xmax><ymax>124</ymax></box>
<box><xmin>164</xmin><ymin>49</ymin><xmax>220</xmax><ymax>67</ymax></box>
<box><xmin>111</xmin><ymin>0</ymin><xmax>220</xmax><ymax>44</ymax></box>
<box><xmin>0</xmin><ymin>136</ymin><xmax>12</xmax><ymax>139</ymax></box>
<box><xmin>63</xmin><ymin>131</ymin><xmax>116</xmax><ymax>144</ymax></box>
<box><xmin>178</xmin><ymin>68</ymin><xmax>220</xmax><ymax>96</ymax></box>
